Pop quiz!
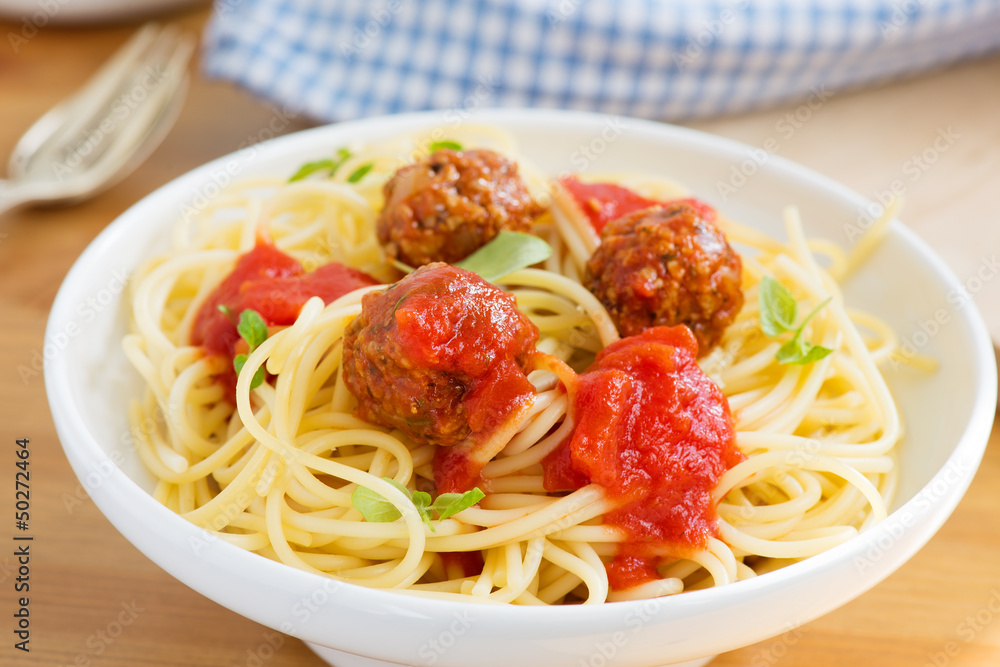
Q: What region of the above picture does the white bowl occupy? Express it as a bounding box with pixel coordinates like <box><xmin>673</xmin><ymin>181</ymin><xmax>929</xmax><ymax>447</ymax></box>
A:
<box><xmin>44</xmin><ymin>109</ymin><xmax>997</xmax><ymax>667</ymax></box>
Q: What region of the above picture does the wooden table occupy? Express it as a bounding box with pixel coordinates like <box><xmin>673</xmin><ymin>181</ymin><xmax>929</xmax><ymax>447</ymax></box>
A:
<box><xmin>1</xmin><ymin>6</ymin><xmax>998</xmax><ymax>666</ymax></box>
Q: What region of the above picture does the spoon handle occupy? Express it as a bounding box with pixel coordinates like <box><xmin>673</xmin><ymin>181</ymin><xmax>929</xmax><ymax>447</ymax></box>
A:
<box><xmin>0</xmin><ymin>180</ymin><xmax>38</xmax><ymax>216</ymax></box>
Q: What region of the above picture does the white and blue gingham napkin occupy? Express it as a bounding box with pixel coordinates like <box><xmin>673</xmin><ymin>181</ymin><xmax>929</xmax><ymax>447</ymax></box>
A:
<box><xmin>202</xmin><ymin>0</ymin><xmax>1000</xmax><ymax>122</ymax></box>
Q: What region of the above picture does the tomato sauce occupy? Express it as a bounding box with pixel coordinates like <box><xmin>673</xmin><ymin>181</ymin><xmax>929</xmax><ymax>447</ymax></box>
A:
<box><xmin>559</xmin><ymin>175</ymin><xmax>717</xmax><ymax>234</ymax></box>
<box><xmin>191</xmin><ymin>240</ymin><xmax>380</xmax><ymax>400</ymax></box>
<box><xmin>542</xmin><ymin>325</ymin><xmax>742</xmax><ymax>590</ymax></box>
<box><xmin>376</xmin><ymin>265</ymin><xmax>537</xmax><ymax>492</ymax></box>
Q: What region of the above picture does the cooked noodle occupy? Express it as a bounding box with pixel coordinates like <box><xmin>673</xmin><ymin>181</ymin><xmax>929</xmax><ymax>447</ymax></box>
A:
<box><xmin>123</xmin><ymin>127</ymin><xmax>903</xmax><ymax>604</ymax></box>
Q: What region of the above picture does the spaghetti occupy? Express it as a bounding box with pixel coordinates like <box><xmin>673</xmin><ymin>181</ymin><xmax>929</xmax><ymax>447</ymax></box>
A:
<box><xmin>123</xmin><ymin>127</ymin><xmax>902</xmax><ymax>605</ymax></box>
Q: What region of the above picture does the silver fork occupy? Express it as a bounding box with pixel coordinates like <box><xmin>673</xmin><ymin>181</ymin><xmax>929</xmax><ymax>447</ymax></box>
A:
<box><xmin>0</xmin><ymin>23</ymin><xmax>194</xmax><ymax>216</ymax></box>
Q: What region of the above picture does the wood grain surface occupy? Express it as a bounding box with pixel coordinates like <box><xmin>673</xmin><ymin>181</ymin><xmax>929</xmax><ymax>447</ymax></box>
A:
<box><xmin>1</xmin><ymin>5</ymin><xmax>997</xmax><ymax>666</ymax></box>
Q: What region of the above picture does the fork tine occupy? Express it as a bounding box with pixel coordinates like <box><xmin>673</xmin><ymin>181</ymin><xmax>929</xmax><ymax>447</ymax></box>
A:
<box><xmin>0</xmin><ymin>22</ymin><xmax>194</xmax><ymax>213</ymax></box>
<box><xmin>78</xmin><ymin>30</ymin><xmax>195</xmax><ymax>189</ymax></box>
<box><xmin>69</xmin><ymin>26</ymin><xmax>193</xmax><ymax>169</ymax></box>
<box><xmin>8</xmin><ymin>23</ymin><xmax>165</xmax><ymax>179</ymax></box>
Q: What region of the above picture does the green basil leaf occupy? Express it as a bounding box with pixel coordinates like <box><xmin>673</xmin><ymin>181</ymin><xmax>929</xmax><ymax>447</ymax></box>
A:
<box><xmin>409</xmin><ymin>489</ymin><xmax>434</xmax><ymax>528</ymax></box>
<box><xmin>430</xmin><ymin>493</ymin><xmax>464</xmax><ymax>511</ymax></box>
<box><xmin>330</xmin><ymin>148</ymin><xmax>353</xmax><ymax>175</ymax></box>
<box><xmin>793</xmin><ymin>343</ymin><xmax>834</xmax><ymax>365</ymax></box>
<box><xmin>429</xmin><ymin>140</ymin><xmax>463</xmax><ymax>152</ymax></box>
<box><xmin>233</xmin><ymin>353</ymin><xmax>248</xmax><ymax>376</ymax></box>
<box><xmin>455</xmin><ymin>231</ymin><xmax>552</xmax><ymax>283</ymax></box>
<box><xmin>353</xmin><ymin>479</ymin><xmax>484</xmax><ymax>529</ymax></box>
<box><xmin>776</xmin><ymin>336</ymin><xmax>833</xmax><ymax>365</ymax></box>
<box><xmin>379</xmin><ymin>478</ymin><xmax>437</xmax><ymax>528</ymax></box>
<box><xmin>351</xmin><ymin>485</ymin><xmax>403</xmax><ymax>523</ymax></box>
<box><xmin>288</xmin><ymin>159</ymin><xmax>336</xmax><ymax>183</ymax></box>
<box><xmin>758</xmin><ymin>276</ymin><xmax>798</xmax><ymax>337</ymax></box>
<box><xmin>233</xmin><ymin>354</ymin><xmax>266</xmax><ymax>390</ymax></box>
<box><xmin>432</xmin><ymin>487</ymin><xmax>485</xmax><ymax>521</ymax></box>
<box><xmin>411</xmin><ymin>490</ymin><xmax>433</xmax><ymax>509</ymax></box>
<box><xmin>776</xmin><ymin>296</ymin><xmax>832</xmax><ymax>364</ymax></box>
<box><xmin>798</xmin><ymin>297</ymin><xmax>832</xmax><ymax>333</ymax></box>
<box><xmin>346</xmin><ymin>162</ymin><xmax>374</xmax><ymax>184</ymax></box>
<box><xmin>759</xmin><ymin>278</ymin><xmax>833</xmax><ymax>367</ymax></box>
<box><xmin>249</xmin><ymin>366</ymin><xmax>266</xmax><ymax>390</ymax></box>
<box><xmin>237</xmin><ymin>309</ymin><xmax>269</xmax><ymax>349</ymax></box>
<box><xmin>288</xmin><ymin>148</ymin><xmax>353</xmax><ymax>182</ymax></box>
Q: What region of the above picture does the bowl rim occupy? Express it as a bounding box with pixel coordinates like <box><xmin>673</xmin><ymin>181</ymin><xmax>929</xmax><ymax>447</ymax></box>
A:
<box><xmin>43</xmin><ymin>107</ymin><xmax>999</xmax><ymax>661</ymax></box>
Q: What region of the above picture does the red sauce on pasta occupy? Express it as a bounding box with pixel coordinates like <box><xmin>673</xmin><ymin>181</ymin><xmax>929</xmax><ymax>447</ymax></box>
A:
<box><xmin>191</xmin><ymin>240</ymin><xmax>379</xmax><ymax>400</ymax></box>
<box><xmin>543</xmin><ymin>325</ymin><xmax>743</xmax><ymax>590</ymax></box>
<box><xmin>559</xmin><ymin>176</ymin><xmax>717</xmax><ymax>234</ymax></box>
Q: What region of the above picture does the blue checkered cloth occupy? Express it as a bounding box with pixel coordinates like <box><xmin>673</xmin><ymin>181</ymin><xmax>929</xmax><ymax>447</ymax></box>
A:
<box><xmin>202</xmin><ymin>0</ymin><xmax>1000</xmax><ymax>122</ymax></box>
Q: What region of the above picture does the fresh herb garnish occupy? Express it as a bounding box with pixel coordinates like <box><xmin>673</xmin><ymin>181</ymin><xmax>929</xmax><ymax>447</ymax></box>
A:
<box><xmin>758</xmin><ymin>276</ymin><xmax>798</xmax><ymax>337</ymax></box>
<box><xmin>346</xmin><ymin>161</ymin><xmax>374</xmax><ymax>183</ymax></box>
<box><xmin>351</xmin><ymin>477</ymin><xmax>484</xmax><ymax>531</ymax></box>
<box><xmin>288</xmin><ymin>148</ymin><xmax>353</xmax><ymax>182</ymax></box>
<box><xmin>220</xmin><ymin>307</ymin><xmax>269</xmax><ymax>389</ymax></box>
<box><xmin>455</xmin><ymin>231</ymin><xmax>552</xmax><ymax>283</ymax></box>
<box><xmin>236</xmin><ymin>308</ymin><xmax>269</xmax><ymax>348</ymax></box>
<box><xmin>757</xmin><ymin>276</ymin><xmax>833</xmax><ymax>365</ymax></box>
<box><xmin>351</xmin><ymin>483</ymin><xmax>407</xmax><ymax>523</ymax></box>
<box><xmin>428</xmin><ymin>139</ymin><xmax>463</xmax><ymax>152</ymax></box>
<box><xmin>217</xmin><ymin>303</ymin><xmax>236</xmax><ymax>322</ymax></box>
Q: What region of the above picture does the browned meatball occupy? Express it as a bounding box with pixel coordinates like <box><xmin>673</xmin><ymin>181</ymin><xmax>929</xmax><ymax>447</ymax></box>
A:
<box><xmin>376</xmin><ymin>149</ymin><xmax>542</xmax><ymax>267</ymax></box>
<box><xmin>585</xmin><ymin>204</ymin><xmax>744</xmax><ymax>352</ymax></box>
<box><xmin>341</xmin><ymin>263</ymin><xmax>539</xmax><ymax>449</ymax></box>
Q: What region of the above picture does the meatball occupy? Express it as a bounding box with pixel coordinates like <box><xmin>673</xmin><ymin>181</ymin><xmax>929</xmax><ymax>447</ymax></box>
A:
<box><xmin>584</xmin><ymin>204</ymin><xmax>743</xmax><ymax>352</ymax></box>
<box><xmin>341</xmin><ymin>263</ymin><xmax>539</xmax><ymax>448</ymax></box>
<box><xmin>376</xmin><ymin>148</ymin><xmax>542</xmax><ymax>267</ymax></box>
